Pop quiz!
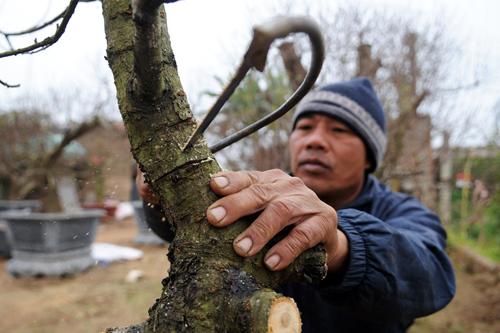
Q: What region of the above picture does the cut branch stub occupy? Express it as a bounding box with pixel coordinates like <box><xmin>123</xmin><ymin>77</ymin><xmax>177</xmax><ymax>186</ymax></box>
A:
<box><xmin>240</xmin><ymin>289</ymin><xmax>301</xmax><ymax>333</ymax></box>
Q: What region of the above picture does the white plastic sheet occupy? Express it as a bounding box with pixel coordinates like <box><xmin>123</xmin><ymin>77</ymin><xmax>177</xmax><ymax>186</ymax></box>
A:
<box><xmin>91</xmin><ymin>243</ymin><xmax>143</xmax><ymax>265</ymax></box>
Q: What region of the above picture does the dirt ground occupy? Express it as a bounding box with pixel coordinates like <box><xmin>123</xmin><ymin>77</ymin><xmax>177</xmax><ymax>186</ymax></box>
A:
<box><xmin>410</xmin><ymin>248</ymin><xmax>500</xmax><ymax>333</ymax></box>
<box><xmin>0</xmin><ymin>217</ymin><xmax>169</xmax><ymax>333</ymax></box>
<box><xmin>1</xmin><ymin>218</ymin><xmax>498</xmax><ymax>333</ymax></box>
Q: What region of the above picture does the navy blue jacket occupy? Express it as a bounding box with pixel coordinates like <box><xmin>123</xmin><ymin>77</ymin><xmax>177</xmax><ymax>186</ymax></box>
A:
<box><xmin>144</xmin><ymin>175</ymin><xmax>455</xmax><ymax>332</ymax></box>
<box><xmin>278</xmin><ymin>175</ymin><xmax>455</xmax><ymax>332</ymax></box>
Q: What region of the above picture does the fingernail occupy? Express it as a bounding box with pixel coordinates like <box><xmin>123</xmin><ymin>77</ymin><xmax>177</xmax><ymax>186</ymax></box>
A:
<box><xmin>265</xmin><ymin>254</ymin><xmax>281</xmax><ymax>270</ymax></box>
<box><xmin>235</xmin><ymin>237</ymin><xmax>253</xmax><ymax>254</ymax></box>
<box><xmin>213</xmin><ymin>176</ymin><xmax>229</xmax><ymax>188</ymax></box>
<box><xmin>209</xmin><ymin>206</ymin><xmax>226</xmax><ymax>222</ymax></box>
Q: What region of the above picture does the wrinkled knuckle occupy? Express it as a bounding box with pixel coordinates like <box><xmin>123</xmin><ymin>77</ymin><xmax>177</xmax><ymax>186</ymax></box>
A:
<box><xmin>249</xmin><ymin>184</ymin><xmax>270</xmax><ymax>203</ymax></box>
<box><xmin>288</xmin><ymin>176</ymin><xmax>305</xmax><ymax>188</ymax></box>
<box><xmin>251</xmin><ymin>221</ymin><xmax>274</xmax><ymax>242</ymax></box>
<box><xmin>282</xmin><ymin>235</ymin><xmax>307</xmax><ymax>259</ymax></box>
<box><xmin>269</xmin><ymin>199</ymin><xmax>294</xmax><ymax>218</ymax></box>
<box><xmin>269</xmin><ymin>168</ymin><xmax>287</xmax><ymax>178</ymax></box>
<box><xmin>292</xmin><ymin>226</ymin><xmax>316</xmax><ymax>247</ymax></box>
<box><xmin>247</xmin><ymin>171</ymin><xmax>260</xmax><ymax>184</ymax></box>
<box><xmin>323</xmin><ymin>207</ymin><xmax>337</xmax><ymax>227</ymax></box>
<box><xmin>316</xmin><ymin>218</ymin><xmax>331</xmax><ymax>237</ymax></box>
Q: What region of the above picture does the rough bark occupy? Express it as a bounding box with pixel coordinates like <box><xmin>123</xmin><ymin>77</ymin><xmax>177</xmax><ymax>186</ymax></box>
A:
<box><xmin>102</xmin><ymin>1</ymin><xmax>326</xmax><ymax>332</ymax></box>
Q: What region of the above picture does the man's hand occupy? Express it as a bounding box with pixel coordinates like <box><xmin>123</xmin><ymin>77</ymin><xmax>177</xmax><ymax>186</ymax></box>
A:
<box><xmin>207</xmin><ymin>169</ymin><xmax>348</xmax><ymax>272</ymax></box>
<box><xmin>135</xmin><ymin>167</ymin><xmax>159</xmax><ymax>204</ymax></box>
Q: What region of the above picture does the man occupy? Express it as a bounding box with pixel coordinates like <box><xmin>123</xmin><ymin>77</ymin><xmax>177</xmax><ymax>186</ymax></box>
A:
<box><xmin>139</xmin><ymin>77</ymin><xmax>455</xmax><ymax>332</ymax></box>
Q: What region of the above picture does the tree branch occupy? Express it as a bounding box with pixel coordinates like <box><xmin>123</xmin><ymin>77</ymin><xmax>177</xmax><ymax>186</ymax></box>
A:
<box><xmin>42</xmin><ymin>116</ymin><xmax>101</xmax><ymax>169</ymax></box>
<box><xmin>0</xmin><ymin>9</ymin><xmax>66</xmax><ymax>38</ymax></box>
<box><xmin>412</xmin><ymin>90</ymin><xmax>429</xmax><ymax>111</ymax></box>
<box><xmin>2</xmin><ymin>35</ymin><xmax>13</xmax><ymax>50</ymax></box>
<box><xmin>131</xmin><ymin>0</ymin><xmax>167</xmax><ymax>99</ymax></box>
<box><xmin>0</xmin><ymin>0</ymin><xmax>80</xmax><ymax>59</ymax></box>
<box><xmin>438</xmin><ymin>80</ymin><xmax>480</xmax><ymax>93</ymax></box>
<box><xmin>0</xmin><ymin>78</ymin><xmax>20</xmax><ymax>88</ymax></box>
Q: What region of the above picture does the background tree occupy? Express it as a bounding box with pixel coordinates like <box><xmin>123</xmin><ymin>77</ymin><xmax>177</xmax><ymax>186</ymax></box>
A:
<box><xmin>0</xmin><ymin>108</ymin><xmax>99</xmax><ymax>211</ymax></box>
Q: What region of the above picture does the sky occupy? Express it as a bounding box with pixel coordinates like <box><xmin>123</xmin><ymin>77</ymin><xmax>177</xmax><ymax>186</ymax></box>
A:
<box><xmin>0</xmin><ymin>0</ymin><xmax>499</xmax><ymax>146</ymax></box>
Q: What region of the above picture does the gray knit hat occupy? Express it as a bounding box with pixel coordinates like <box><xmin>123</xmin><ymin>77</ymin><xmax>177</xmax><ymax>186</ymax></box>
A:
<box><xmin>292</xmin><ymin>77</ymin><xmax>387</xmax><ymax>172</ymax></box>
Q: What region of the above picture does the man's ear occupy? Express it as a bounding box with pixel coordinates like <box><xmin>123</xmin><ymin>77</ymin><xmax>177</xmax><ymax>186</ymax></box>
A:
<box><xmin>364</xmin><ymin>152</ymin><xmax>373</xmax><ymax>171</ymax></box>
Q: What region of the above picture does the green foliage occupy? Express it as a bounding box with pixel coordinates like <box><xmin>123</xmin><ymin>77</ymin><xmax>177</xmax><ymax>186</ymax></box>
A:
<box><xmin>448</xmin><ymin>228</ymin><xmax>500</xmax><ymax>262</ymax></box>
<box><xmin>450</xmin><ymin>149</ymin><xmax>500</xmax><ymax>262</ymax></box>
<box><xmin>484</xmin><ymin>191</ymin><xmax>500</xmax><ymax>242</ymax></box>
<box><xmin>453</xmin><ymin>153</ymin><xmax>500</xmax><ymax>186</ymax></box>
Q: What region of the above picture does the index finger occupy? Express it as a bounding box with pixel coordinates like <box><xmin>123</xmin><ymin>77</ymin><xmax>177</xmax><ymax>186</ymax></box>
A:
<box><xmin>210</xmin><ymin>169</ymin><xmax>289</xmax><ymax>196</ymax></box>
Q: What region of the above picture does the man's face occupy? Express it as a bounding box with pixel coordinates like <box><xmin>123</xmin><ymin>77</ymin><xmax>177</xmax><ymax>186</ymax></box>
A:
<box><xmin>289</xmin><ymin>114</ymin><xmax>370</xmax><ymax>207</ymax></box>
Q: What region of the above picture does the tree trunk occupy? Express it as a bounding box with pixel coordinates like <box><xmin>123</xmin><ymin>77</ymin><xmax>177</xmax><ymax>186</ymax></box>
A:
<box><xmin>102</xmin><ymin>1</ymin><xmax>325</xmax><ymax>332</ymax></box>
<box><xmin>278</xmin><ymin>42</ymin><xmax>306</xmax><ymax>91</ymax></box>
<box><xmin>438</xmin><ymin>131</ymin><xmax>452</xmax><ymax>225</ymax></box>
<box><xmin>355</xmin><ymin>43</ymin><xmax>381</xmax><ymax>80</ymax></box>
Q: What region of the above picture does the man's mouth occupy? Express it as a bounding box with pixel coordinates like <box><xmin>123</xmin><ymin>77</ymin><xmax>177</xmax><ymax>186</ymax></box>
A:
<box><xmin>298</xmin><ymin>158</ymin><xmax>331</xmax><ymax>173</ymax></box>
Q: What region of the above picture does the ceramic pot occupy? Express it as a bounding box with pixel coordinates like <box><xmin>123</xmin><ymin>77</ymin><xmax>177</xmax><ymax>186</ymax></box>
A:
<box><xmin>1</xmin><ymin>209</ymin><xmax>103</xmax><ymax>277</ymax></box>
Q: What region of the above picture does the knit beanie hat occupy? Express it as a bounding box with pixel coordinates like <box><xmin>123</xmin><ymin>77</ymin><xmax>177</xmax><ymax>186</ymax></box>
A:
<box><xmin>292</xmin><ymin>77</ymin><xmax>387</xmax><ymax>172</ymax></box>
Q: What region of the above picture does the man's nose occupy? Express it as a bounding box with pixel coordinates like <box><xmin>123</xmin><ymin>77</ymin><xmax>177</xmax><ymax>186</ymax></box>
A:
<box><xmin>305</xmin><ymin>127</ymin><xmax>328</xmax><ymax>150</ymax></box>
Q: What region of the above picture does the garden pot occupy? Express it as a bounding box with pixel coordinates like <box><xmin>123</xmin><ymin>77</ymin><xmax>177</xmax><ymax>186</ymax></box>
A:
<box><xmin>0</xmin><ymin>200</ymin><xmax>41</xmax><ymax>212</ymax></box>
<box><xmin>0</xmin><ymin>209</ymin><xmax>103</xmax><ymax>277</ymax></box>
<box><xmin>132</xmin><ymin>201</ymin><xmax>165</xmax><ymax>246</ymax></box>
<box><xmin>0</xmin><ymin>200</ymin><xmax>41</xmax><ymax>258</ymax></box>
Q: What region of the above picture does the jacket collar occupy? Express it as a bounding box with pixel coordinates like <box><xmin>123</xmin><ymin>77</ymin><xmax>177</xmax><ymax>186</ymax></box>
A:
<box><xmin>342</xmin><ymin>175</ymin><xmax>380</xmax><ymax>210</ymax></box>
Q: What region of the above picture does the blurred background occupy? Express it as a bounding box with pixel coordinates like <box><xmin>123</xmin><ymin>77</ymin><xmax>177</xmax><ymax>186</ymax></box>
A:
<box><xmin>0</xmin><ymin>0</ymin><xmax>498</xmax><ymax>332</ymax></box>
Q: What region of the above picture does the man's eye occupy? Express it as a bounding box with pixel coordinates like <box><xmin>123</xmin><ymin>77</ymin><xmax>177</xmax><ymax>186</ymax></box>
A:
<box><xmin>331</xmin><ymin>127</ymin><xmax>348</xmax><ymax>133</ymax></box>
<box><xmin>297</xmin><ymin>124</ymin><xmax>312</xmax><ymax>130</ymax></box>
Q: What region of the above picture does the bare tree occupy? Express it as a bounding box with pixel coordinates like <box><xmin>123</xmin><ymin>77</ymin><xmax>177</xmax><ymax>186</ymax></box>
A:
<box><xmin>0</xmin><ymin>109</ymin><xmax>100</xmax><ymax>211</ymax></box>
